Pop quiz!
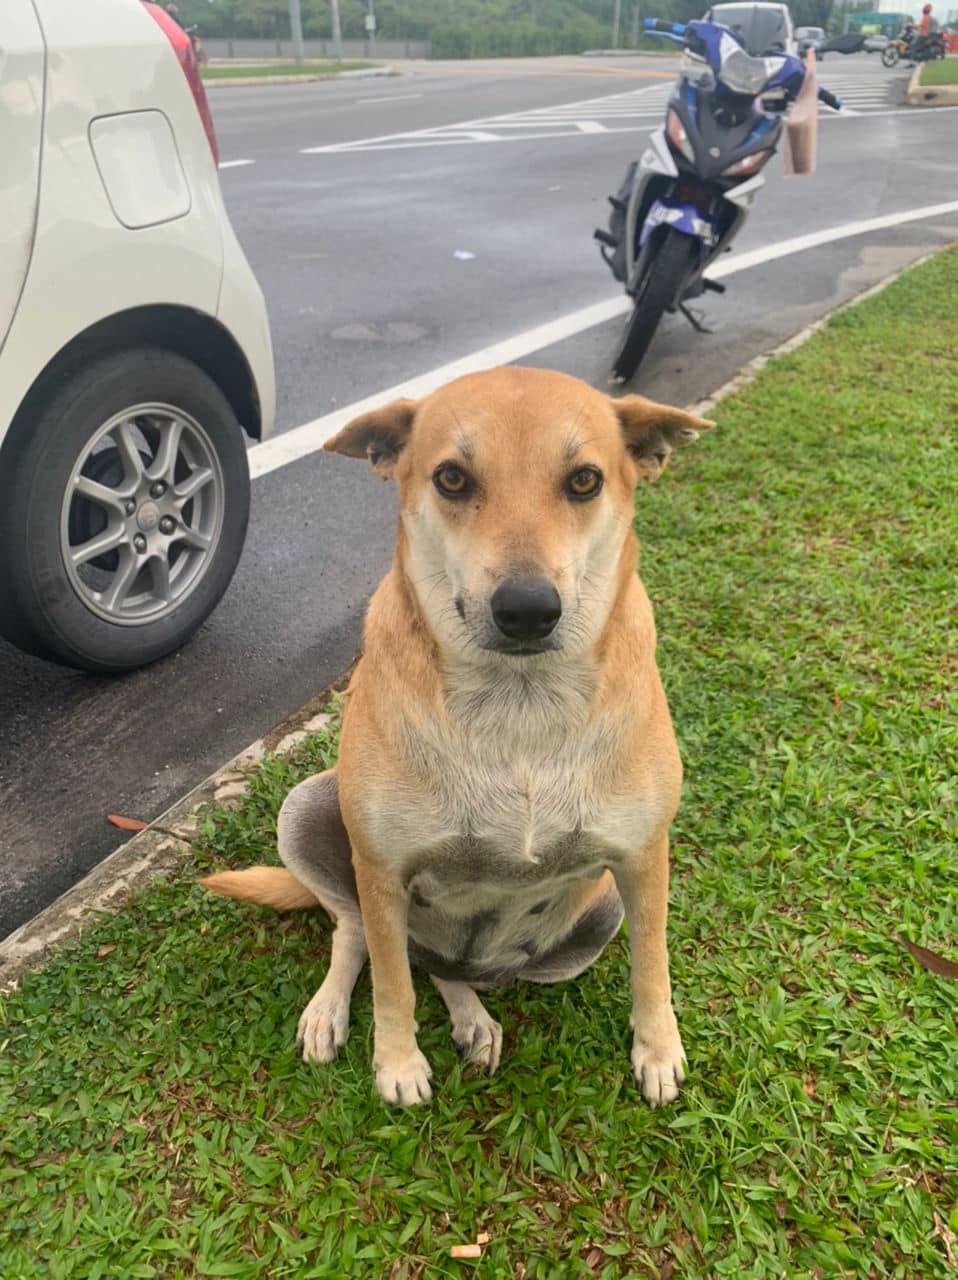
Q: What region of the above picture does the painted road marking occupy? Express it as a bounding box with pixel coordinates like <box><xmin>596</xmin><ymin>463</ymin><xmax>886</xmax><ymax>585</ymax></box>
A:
<box><xmin>248</xmin><ymin>199</ymin><xmax>958</xmax><ymax>481</ymax></box>
<box><xmin>218</xmin><ymin>159</ymin><xmax>255</xmax><ymax>169</ymax></box>
<box><xmin>302</xmin><ymin>83</ymin><xmax>665</xmax><ymax>154</ymax></box>
<box><xmin>302</xmin><ymin>71</ymin><xmax>911</xmax><ymax>155</ymax></box>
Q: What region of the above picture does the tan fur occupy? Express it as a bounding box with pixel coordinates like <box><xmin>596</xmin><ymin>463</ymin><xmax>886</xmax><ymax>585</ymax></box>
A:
<box><xmin>201</xmin><ymin>868</ymin><xmax>320</xmax><ymax>911</ymax></box>
<box><xmin>203</xmin><ymin>366</ymin><xmax>712</xmax><ymax>1108</ymax></box>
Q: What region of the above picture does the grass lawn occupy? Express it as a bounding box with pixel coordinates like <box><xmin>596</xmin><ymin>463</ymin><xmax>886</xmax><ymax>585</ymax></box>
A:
<box><xmin>2</xmin><ymin>251</ymin><xmax>957</xmax><ymax>1277</ymax></box>
<box><xmin>919</xmin><ymin>59</ymin><xmax>958</xmax><ymax>86</ymax></box>
<box><xmin>201</xmin><ymin>61</ymin><xmax>378</xmax><ymax>80</ymax></box>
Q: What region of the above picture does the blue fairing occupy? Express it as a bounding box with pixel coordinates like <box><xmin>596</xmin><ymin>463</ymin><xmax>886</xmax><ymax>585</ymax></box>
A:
<box><xmin>684</xmin><ymin>19</ymin><xmax>806</xmax><ymax>97</ymax></box>
<box><xmin>680</xmin><ymin>77</ymin><xmax>699</xmax><ymax>126</ymax></box>
<box><xmin>744</xmin><ymin>113</ymin><xmax>779</xmax><ymax>148</ymax></box>
<box><xmin>640</xmin><ymin>199</ymin><xmax>718</xmax><ymax>249</ymax></box>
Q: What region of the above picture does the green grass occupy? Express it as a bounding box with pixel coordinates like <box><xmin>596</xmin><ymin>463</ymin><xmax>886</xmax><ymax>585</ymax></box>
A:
<box><xmin>201</xmin><ymin>61</ymin><xmax>378</xmax><ymax>81</ymax></box>
<box><xmin>918</xmin><ymin>58</ymin><xmax>958</xmax><ymax>87</ymax></box>
<box><xmin>3</xmin><ymin>250</ymin><xmax>958</xmax><ymax>1277</ymax></box>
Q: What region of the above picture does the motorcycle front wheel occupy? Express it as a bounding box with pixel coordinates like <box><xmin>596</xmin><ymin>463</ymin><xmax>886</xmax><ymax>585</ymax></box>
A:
<box><xmin>881</xmin><ymin>45</ymin><xmax>899</xmax><ymax>66</ymax></box>
<box><xmin>612</xmin><ymin>229</ymin><xmax>699</xmax><ymax>383</ymax></box>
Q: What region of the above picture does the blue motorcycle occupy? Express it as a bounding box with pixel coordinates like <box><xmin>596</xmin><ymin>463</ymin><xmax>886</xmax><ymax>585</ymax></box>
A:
<box><xmin>595</xmin><ymin>17</ymin><xmax>842</xmax><ymax>381</ymax></box>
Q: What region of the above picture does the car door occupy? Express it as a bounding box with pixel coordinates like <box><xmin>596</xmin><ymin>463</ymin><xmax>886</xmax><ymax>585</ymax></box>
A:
<box><xmin>0</xmin><ymin>0</ymin><xmax>45</xmax><ymax>354</ymax></box>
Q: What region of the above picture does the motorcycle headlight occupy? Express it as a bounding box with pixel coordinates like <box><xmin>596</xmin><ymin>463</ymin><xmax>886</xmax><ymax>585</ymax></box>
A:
<box><xmin>719</xmin><ymin>49</ymin><xmax>777</xmax><ymax>96</ymax></box>
<box><xmin>722</xmin><ymin>149</ymin><xmax>772</xmax><ymax>178</ymax></box>
<box><xmin>666</xmin><ymin>109</ymin><xmax>695</xmax><ymax>163</ymax></box>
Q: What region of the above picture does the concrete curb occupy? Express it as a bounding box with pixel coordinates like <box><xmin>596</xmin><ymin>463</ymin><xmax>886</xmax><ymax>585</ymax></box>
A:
<box><xmin>905</xmin><ymin>62</ymin><xmax>958</xmax><ymax>106</ymax></box>
<box><xmin>0</xmin><ymin>678</ymin><xmax>350</xmax><ymax>993</ymax></box>
<box><xmin>203</xmin><ymin>65</ymin><xmax>396</xmax><ymax>88</ymax></box>
<box><xmin>580</xmin><ymin>49</ymin><xmax>671</xmax><ymax>58</ymax></box>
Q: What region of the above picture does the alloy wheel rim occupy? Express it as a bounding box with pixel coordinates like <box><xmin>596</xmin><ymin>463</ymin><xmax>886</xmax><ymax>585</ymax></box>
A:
<box><xmin>59</xmin><ymin>404</ymin><xmax>225</xmax><ymax>626</ymax></box>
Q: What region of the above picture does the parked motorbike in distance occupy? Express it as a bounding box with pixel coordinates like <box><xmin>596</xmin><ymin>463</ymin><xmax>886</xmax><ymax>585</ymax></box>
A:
<box><xmin>882</xmin><ymin>26</ymin><xmax>947</xmax><ymax>65</ymax></box>
<box><xmin>594</xmin><ymin>17</ymin><xmax>841</xmax><ymax>383</ymax></box>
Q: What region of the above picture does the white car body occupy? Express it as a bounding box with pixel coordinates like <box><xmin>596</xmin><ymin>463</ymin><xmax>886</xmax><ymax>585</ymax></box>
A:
<box><xmin>0</xmin><ymin>0</ymin><xmax>275</xmax><ymax>456</ymax></box>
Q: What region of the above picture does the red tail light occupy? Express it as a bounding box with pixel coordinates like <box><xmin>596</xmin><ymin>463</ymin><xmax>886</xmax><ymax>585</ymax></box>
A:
<box><xmin>142</xmin><ymin>3</ymin><xmax>219</xmax><ymax>165</ymax></box>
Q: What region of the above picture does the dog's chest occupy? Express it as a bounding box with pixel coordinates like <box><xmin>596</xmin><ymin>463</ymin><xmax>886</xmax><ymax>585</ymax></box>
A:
<box><xmin>378</xmin><ymin>684</ymin><xmax>651</xmax><ymax>908</ymax></box>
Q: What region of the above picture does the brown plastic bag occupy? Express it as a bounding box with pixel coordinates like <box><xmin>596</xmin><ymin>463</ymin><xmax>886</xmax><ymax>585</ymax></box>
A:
<box><xmin>782</xmin><ymin>50</ymin><xmax>818</xmax><ymax>177</ymax></box>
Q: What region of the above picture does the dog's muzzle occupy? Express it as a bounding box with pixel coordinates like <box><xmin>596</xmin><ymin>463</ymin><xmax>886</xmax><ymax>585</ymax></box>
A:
<box><xmin>489</xmin><ymin>578</ymin><xmax>562</xmax><ymax>653</ymax></box>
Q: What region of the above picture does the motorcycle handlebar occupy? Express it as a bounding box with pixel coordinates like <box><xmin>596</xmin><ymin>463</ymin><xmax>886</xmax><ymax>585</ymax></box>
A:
<box><xmin>645</xmin><ymin>18</ymin><xmax>687</xmax><ymax>34</ymax></box>
<box><xmin>817</xmin><ymin>86</ymin><xmax>842</xmax><ymax>110</ymax></box>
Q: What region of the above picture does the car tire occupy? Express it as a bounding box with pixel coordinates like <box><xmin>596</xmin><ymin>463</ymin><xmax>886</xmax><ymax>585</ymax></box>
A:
<box><xmin>0</xmin><ymin>348</ymin><xmax>250</xmax><ymax>674</ymax></box>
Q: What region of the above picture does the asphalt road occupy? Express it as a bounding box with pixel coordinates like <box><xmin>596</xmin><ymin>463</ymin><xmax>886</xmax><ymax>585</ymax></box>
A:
<box><xmin>2</xmin><ymin>55</ymin><xmax>956</xmax><ymax>940</ymax></box>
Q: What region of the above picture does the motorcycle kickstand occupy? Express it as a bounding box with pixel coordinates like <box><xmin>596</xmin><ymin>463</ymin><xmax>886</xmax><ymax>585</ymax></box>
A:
<box><xmin>678</xmin><ymin>303</ymin><xmax>713</xmax><ymax>334</ymax></box>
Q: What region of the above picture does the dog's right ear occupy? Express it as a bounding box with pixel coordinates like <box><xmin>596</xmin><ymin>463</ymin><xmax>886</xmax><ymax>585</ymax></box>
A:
<box><xmin>324</xmin><ymin>399</ymin><xmax>417</xmax><ymax>480</ymax></box>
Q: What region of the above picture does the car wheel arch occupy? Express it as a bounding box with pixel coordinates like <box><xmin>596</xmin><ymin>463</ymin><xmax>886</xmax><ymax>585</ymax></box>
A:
<box><xmin>0</xmin><ymin>303</ymin><xmax>262</xmax><ymax>472</ymax></box>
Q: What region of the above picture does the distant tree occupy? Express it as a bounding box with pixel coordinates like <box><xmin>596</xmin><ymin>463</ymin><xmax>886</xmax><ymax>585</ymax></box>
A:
<box><xmin>170</xmin><ymin>0</ymin><xmax>720</xmax><ymax>51</ymax></box>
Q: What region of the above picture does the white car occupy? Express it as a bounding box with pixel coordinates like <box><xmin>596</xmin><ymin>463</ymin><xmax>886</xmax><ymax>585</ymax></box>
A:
<box><xmin>706</xmin><ymin>3</ymin><xmax>797</xmax><ymax>55</ymax></box>
<box><xmin>0</xmin><ymin>0</ymin><xmax>275</xmax><ymax>673</ymax></box>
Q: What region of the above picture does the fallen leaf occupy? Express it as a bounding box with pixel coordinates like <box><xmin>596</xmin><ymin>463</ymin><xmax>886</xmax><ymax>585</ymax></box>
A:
<box><xmin>898</xmin><ymin>935</ymin><xmax>958</xmax><ymax>979</ymax></box>
<box><xmin>97</xmin><ymin>944</ymin><xmax>117</xmax><ymax>958</ymax></box>
<box><xmin>932</xmin><ymin>1209</ymin><xmax>957</xmax><ymax>1268</ymax></box>
<box><xmin>585</xmin><ymin>1248</ymin><xmax>604</xmax><ymax>1270</ymax></box>
<box><xmin>107</xmin><ymin>814</ymin><xmax>148</xmax><ymax>832</ymax></box>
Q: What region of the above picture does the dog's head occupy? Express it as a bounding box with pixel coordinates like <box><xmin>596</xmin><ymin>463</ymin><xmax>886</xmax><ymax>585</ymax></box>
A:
<box><xmin>325</xmin><ymin>367</ymin><xmax>712</xmax><ymax>662</ymax></box>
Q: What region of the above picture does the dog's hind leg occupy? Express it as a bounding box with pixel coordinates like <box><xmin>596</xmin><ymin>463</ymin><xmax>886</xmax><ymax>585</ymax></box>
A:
<box><xmin>430</xmin><ymin>977</ymin><xmax>503</xmax><ymax>1076</ymax></box>
<box><xmin>277</xmin><ymin>770</ymin><xmax>368</xmax><ymax>1064</ymax></box>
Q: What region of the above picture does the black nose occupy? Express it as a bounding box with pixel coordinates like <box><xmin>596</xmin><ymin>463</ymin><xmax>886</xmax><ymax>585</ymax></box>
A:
<box><xmin>491</xmin><ymin>578</ymin><xmax>562</xmax><ymax>641</ymax></box>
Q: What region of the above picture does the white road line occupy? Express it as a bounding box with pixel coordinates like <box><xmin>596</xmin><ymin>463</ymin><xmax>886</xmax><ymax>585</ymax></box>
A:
<box><xmin>301</xmin><ymin>74</ymin><xmax>919</xmax><ymax>155</ymax></box>
<box><xmin>218</xmin><ymin>158</ymin><xmax>255</xmax><ymax>169</ymax></box>
<box><xmin>301</xmin><ymin>82</ymin><xmax>666</xmax><ymax>154</ymax></box>
<box><xmin>248</xmin><ymin>198</ymin><xmax>958</xmax><ymax>481</ymax></box>
<box><xmin>357</xmin><ymin>92</ymin><xmax>423</xmax><ymax>103</ymax></box>
<box><xmin>297</xmin><ymin>101</ymin><xmax>954</xmax><ymax>157</ymax></box>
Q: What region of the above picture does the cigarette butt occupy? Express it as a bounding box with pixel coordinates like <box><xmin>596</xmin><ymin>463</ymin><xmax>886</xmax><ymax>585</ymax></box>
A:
<box><xmin>476</xmin><ymin>1232</ymin><xmax>490</xmax><ymax>1245</ymax></box>
<box><xmin>450</xmin><ymin>1244</ymin><xmax>482</xmax><ymax>1259</ymax></box>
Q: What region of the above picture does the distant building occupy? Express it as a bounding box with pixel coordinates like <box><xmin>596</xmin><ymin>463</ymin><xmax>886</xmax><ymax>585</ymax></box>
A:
<box><xmin>849</xmin><ymin>8</ymin><xmax>913</xmax><ymax>32</ymax></box>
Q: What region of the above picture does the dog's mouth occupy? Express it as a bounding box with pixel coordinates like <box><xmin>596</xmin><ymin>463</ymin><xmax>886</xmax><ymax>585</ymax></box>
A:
<box><xmin>480</xmin><ymin>639</ymin><xmax>561</xmax><ymax>658</ymax></box>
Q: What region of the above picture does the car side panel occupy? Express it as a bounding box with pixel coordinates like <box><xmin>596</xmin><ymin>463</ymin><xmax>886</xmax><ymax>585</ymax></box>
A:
<box><xmin>0</xmin><ymin>0</ymin><xmax>226</xmax><ymax>443</ymax></box>
<box><xmin>0</xmin><ymin>0</ymin><xmax>46</xmax><ymax>353</ymax></box>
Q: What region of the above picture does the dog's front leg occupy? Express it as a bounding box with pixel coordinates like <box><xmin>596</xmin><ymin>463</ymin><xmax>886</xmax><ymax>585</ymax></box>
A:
<box><xmin>613</xmin><ymin>833</ymin><xmax>686</xmax><ymax>1108</ymax></box>
<box><xmin>352</xmin><ymin>851</ymin><xmax>433</xmax><ymax>1106</ymax></box>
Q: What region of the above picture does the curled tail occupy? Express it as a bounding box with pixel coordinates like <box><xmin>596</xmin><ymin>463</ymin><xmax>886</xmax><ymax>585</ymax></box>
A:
<box><xmin>200</xmin><ymin>866</ymin><xmax>319</xmax><ymax>911</ymax></box>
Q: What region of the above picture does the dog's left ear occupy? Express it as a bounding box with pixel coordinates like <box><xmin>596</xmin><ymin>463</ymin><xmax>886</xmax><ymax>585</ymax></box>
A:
<box><xmin>324</xmin><ymin>399</ymin><xmax>418</xmax><ymax>480</ymax></box>
<box><xmin>613</xmin><ymin>396</ymin><xmax>714</xmax><ymax>483</ymax></box>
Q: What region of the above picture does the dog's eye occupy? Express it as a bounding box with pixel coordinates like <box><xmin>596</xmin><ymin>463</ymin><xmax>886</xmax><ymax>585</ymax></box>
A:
<box><xmin>566</xmin><ymin>467</ymin><xmax>603</xmax><ymax>500</ymax></box>
<box><xmin>433</xmin><ymin>463</ymin><xmax>471</xmax><ymax>498</ymax></box>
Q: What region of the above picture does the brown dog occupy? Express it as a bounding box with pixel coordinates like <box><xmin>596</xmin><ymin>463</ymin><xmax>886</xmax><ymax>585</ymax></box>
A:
<box><xmin>203</xmin><ymin>366</ymin><xmax>711</xmax><ymax>1107</ymax></box>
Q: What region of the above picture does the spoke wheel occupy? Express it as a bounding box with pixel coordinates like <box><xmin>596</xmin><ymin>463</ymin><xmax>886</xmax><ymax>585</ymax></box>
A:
<box><xmin>60</xmin><ymin>405</ymin><xmax>224</xmax><ymax>625</ymax></box>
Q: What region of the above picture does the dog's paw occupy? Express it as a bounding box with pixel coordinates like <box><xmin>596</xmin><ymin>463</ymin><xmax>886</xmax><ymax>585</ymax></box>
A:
<box><xmin>374</xmin><ymin>1047</ymin><xmax>433</xmax><ymax>1106</ymax></box>
<box><xmin>452</xmin><ymin>1010</ymin><xmax>503</xmax><ymax>1076</ymax></box>
<box><xmin>631</xmin><ymin>1014</ymin><xmax>686</xmax><ymax>1108</ymax></box>
<box><xmin>297</xmin><ymin>988</ymin><xmax>350</xmax><ymax>1064</ymax></box>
